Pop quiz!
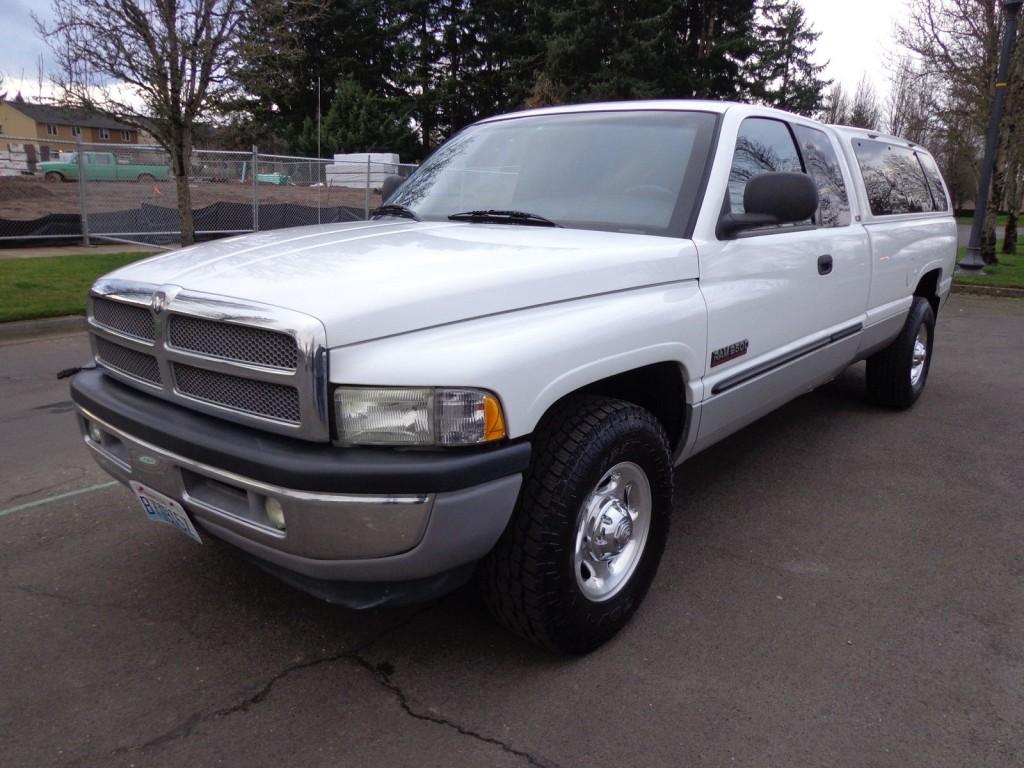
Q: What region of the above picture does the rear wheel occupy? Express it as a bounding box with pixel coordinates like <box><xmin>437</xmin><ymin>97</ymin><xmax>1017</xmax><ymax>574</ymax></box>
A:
<box><xmin>866</xmin><ymin>296</ymin><xmax>936</xmax><ymax>409</ymax></box>
<box><xmin>137</xmin><ymin>173</ymin><xmax>156</xmax><ymax>183</ymax></box>
<box><xmin>480</xmin><ymin>396</ymin><xmax>672</xmax><ymax>654</ymax></box>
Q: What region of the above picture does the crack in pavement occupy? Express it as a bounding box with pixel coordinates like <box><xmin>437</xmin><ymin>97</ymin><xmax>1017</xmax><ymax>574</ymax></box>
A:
<box><xmin>59</xmin><ymin>627</ymin><xmax>419</xmax><ymax>768</ymax></box>
<box><xmin>2</xmin><ymin>467</ymin><xmax>89</xmax><ymax>506</ymax></box>
<box><xmin>107</xmin><ymin>653</ymin><xmax>355</xmax><ymax>758</ymax></box>
<box><xmin>351</xmin><ymin>653</ymin><xmax>559</xmax><ymax>768</ymax></box>
<box><xmin>63</xmin><ymin>599</ymin><xmax>557</xmax><ymax>768</ymax></box>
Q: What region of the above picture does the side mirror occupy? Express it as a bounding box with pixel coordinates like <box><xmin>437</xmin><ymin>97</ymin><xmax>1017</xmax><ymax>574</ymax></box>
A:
<box><xmin>718</xmin><ymin>172</ymin><xmax>818</xmax><ymax>237</ymax></box>
<box><xmin>381</xmin><ymin>175</ymin><xmax>405</xmax><ymax>202</ymax></box>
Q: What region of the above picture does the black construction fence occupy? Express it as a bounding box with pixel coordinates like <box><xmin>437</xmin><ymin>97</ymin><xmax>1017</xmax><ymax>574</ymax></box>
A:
<box><xmin>0</xmin><ymin>135</ymin><xmax>416</xmax><ymax>247</ymax></box>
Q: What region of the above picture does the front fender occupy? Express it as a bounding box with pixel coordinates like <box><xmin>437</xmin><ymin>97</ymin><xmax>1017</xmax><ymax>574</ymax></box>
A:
<box><xmin>328</xmin><ymin>282</ymin><xmax>708</xmax><ymax>439</ymax></box>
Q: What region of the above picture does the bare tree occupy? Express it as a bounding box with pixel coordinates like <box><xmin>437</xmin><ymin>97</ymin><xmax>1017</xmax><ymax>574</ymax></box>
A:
<box><xmin>848</xmin><ymin>74</ymin><xmax>882</xmax><ymax>130</ymax></box>
<box><xmin>36</xmin><ymin>0</ymin><xmax>246</xmax><ymax>245</ymax></box>
<box><xmin>897</xmin><ymin>0</ymin><xmax>1020</xmax><ymax>263</ymax></box>
<box><xmin>35</xmin><ymin>54</ymin><xmax>46</xmax><ymax>101</ymax></box>
<box><xmin>886</xmin><ymin>56</ymin><xmax>940</xmax><ymax>144</ymax></box>
<box><xmin>821</xmin><ymin>82</ymin><xmax>849</xmax><ymax>124</ymax></box>
<box><xmin>897</xmin><ymin>0</ymin><xmax>1000</xmax><ymax>123</ymax></box>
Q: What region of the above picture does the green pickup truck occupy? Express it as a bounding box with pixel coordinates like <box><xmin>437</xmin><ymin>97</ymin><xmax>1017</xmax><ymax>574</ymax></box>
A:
<box><xmin>39</xmin><ymin>152</ymin><xmax>171</xmax><ymax>183</ymax></box>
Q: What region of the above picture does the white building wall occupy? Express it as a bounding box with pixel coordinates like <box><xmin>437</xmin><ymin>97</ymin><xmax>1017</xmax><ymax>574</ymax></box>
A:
<box><xmin>326</xmin><ymin>153</ymin><xmax>401</xmax><ymax>189</ymax></box>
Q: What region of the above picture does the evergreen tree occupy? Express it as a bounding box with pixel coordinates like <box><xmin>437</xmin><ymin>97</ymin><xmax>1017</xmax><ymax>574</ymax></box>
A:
<box><xmin>746</xmin><ymin>0</ymin><xmax>830</xmax><ymax>115</ymax></box>
<box><xmin>232</xmin><ymin>0</ymin><xmax>795</xmax><ymax>159</ymax></box>
<box><xmin>390</xmin><ymin>0</ymin><xmax>539</xmax><ymax>155</ymax></box>
<box><xmin>302</xmin><ymin>79</ymin><xmax>419</xmax><ymax>157</ymax></box>
<box><xmin>235</xmin><ymin>1</ymin><xmax>407</xmax><ymax>155</ymax></box>
<box><xmin>535</xmin><ymin>0</ymin><xmax>757</xmax><ymax>103</ymax></box>
<box><xmin>659</xmin><ymin>0</ymin><xmax>759</xmax><ymax>99</ymax></box>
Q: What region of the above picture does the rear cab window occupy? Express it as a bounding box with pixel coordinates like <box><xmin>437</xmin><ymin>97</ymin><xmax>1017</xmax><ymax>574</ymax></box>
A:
<box><xmin>852</xmin><ymin>139</ymin><xmax>947</xmax><ymax>216</ymax></box>
<box><xmin>916</xmin><ymin>153</ymin><xmax>949</xmax><ymax>212</ymax></box>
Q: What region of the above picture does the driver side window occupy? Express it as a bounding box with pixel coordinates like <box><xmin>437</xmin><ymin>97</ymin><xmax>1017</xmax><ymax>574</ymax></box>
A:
<box><xmin>728</xmin><ymin>118</ymin><xmax>803</xmax><ymax>216</ymax></box>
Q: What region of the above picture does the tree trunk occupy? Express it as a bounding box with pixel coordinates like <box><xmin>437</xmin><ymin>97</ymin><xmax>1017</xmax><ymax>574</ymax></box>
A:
<box><xmin>982</xmin><ymin>148</ymin><xmax>1006</xmax><ymax>265</ymax></box>
<box><xmin>1004</xmin><ymin>162</ymin><xmax>1019</xmax><ymax>254</ymax></box>
<box><xmin>171</xmin><ymin>126</ymin><xmax>195</xmax><ymax>246</ymax></box>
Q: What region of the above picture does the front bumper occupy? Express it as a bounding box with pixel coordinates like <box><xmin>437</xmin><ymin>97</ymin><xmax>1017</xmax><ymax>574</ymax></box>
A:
<box><xmin>71</xmin><ymin>369</ymin><xmax>528</xmax><ymax>603</ymax></box>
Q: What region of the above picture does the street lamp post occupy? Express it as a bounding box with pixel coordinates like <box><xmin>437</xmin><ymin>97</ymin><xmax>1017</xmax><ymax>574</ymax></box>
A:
<box><xmin>959</xmin><ymin>0</ymin><xmax>1024</xmax><ymax>274</ymax></box>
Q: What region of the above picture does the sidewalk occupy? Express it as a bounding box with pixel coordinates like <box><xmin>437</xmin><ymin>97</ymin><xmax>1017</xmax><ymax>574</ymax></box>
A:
<box><xmin>0</xmin><ymin>315</ymin><xmax>86</xmax><ymax>343</ymax></box>
<box><xmin>0</xmin><ymin>242</ymin><xmax>172</xmax><ymax>260</ymax></box>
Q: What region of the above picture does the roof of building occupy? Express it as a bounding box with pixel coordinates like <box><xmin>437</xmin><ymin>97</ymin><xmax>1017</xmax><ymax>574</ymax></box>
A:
<box><xmin>2</xmin><ymin>99</ymin><xmax>135</xmax><ymax>131</ymax></box>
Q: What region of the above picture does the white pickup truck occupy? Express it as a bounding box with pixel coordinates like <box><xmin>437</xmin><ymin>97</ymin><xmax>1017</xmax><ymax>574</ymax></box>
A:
<box><xmin>71</xmin><ymin>101</ymin><xmax>957</xmax><ymax>653</ymax></box>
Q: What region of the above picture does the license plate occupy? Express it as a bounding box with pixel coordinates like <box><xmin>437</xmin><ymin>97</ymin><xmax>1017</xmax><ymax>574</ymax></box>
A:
<box><xmin>130</xmin><ymin>481</ymin><xmax>202</xmax><ymax>544</ymax></box>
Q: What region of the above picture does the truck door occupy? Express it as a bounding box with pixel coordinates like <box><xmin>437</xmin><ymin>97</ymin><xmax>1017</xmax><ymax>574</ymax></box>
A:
<box><xmin>694</xmin><ymin>117</ymin><xmax>870</xmax><ymax>453</ymax></box>
<box><xmin>88</xmin><ymin>153</ymin><xmax>117</xmax><ymax>181</ymax></box>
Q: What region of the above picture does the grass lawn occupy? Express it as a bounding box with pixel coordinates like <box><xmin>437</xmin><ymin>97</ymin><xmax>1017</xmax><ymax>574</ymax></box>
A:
<box><xmin>0</xmin><ymin>252</ymin><xmax>152</xmax><ymax>322</ymax></box>
<box><xmin>956</xmin><ymin>213</ymin><xmax>1010</xmax><ymax>227</ymax></box>
<box><xmin>955</xmin><ymin>241</ymin><xmax>1024</xmax><ymax>288</ymax></box>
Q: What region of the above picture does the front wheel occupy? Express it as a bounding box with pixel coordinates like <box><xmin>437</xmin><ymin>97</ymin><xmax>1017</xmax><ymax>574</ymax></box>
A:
<box><xmin>866</xmin><ymin>296</ymin><xmax>936</xmax><ymax>409</ymax></box>
<box><xmin>480</xmin><ymin>396</ymin><xmax>672</xmax><ymax>654</ymax></box>
<box><xmin>44</xmin><ymin>171</ymin><xmax>63</xmax><ymax>183</ymax></box>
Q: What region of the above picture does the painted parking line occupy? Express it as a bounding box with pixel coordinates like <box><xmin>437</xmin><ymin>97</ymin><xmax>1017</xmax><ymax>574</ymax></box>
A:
<box><xmin>0</xmin><ymin>481</ymin><xmax>119</xmax><ymax>519</ymax></box>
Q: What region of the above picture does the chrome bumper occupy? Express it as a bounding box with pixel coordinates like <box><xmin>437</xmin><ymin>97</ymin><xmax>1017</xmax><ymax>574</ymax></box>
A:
<box><xmin>75</xmin><ymin>405</ymin><xmax>522</xmax><ymax>582</ymax></box>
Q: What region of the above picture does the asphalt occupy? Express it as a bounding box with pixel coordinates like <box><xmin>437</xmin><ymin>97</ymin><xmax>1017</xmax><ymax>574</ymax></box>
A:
<box><xmin>1</xmin><ymin>295</ymin><xmax>1022</xmax><ymax>768</ymax></box>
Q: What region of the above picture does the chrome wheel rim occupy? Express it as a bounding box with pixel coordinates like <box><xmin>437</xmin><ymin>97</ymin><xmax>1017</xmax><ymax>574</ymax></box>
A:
<box><xmin>910</xmin><ymin>325</ymin><xmax>929</xmax><ymax>387</ymax></box>
<box><xmin>574</xmin><ymin>461</ymin><xmax>652</xmax><ymax>602</ymax></box>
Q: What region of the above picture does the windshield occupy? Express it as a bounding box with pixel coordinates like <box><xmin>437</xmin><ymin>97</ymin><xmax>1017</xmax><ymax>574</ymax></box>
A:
<box><xmin>57</xmin><ymin>153</ymin><xmax>76</xmax><ymax>163</ymax></box>
<box><xmin>389</xmin><ymin>110</ymin><xmax>718</xmax><ymax>237</ymax></box>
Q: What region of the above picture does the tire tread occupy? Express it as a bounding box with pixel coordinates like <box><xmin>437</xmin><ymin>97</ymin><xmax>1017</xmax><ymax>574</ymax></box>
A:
<box><xmin>480</xmin><ymin>396</ymin><xmax>671</xmax><ymax>653</ymax></box>
<box><xmin>866</xmin><ymin>296</ymin><xmax>935</xmax><ymax>409</ymax></box>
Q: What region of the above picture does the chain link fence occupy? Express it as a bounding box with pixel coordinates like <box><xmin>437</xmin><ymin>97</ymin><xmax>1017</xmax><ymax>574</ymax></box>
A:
<box><xmin>0</xmin><ymin>135</ymin><xmax>417</xmax><ymax>247</ymax></box>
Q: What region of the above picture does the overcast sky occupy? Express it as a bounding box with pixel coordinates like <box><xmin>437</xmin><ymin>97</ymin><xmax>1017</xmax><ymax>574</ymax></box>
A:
<box><xmin>1</xmin><ymin>0</ymin><xmax>905</xmax><ymax>103</ymax></box>
<box><xmin>0</xmin><ymin>0</ymin><xmax>51</xmax><ymax>99</ymax></box>
<box><xmin>797</xmin><ymin>0</ymin><xmax>908</xmax><ymax>98</ymax></box>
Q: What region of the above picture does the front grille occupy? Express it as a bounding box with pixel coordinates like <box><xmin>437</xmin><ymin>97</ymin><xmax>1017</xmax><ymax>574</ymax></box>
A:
<box><xmin>95</xmin><ymin>337</ymin><xmax>162</xmax><ymax>384</ymax></box>
<box><xmin>92</xmin><ymin>297</ymin><xmax>156</xmax><ymax>341</ymax></box>
<box><xmin>173</xmin><ymin>363</ymin><xmax>301</xmax><ymax>423</ymax></box>
<box><xmin>168</xmin><ymin>315</ymin><xmax>298</xmax><ymax>369</ymax></box>
<box><xmin>88</xmin><ymin>284</ymin><xmax>326</xmax><ymax>439</ymax></box>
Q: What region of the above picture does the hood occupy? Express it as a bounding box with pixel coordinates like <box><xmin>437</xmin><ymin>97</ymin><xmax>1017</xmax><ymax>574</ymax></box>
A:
<box><xmin>108</xmin><ymin>220</ymin><xmax>699</xmax><ymax>347</ymax></box>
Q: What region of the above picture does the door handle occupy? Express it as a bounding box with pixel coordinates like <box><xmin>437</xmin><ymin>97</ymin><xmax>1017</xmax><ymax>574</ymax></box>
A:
<box><xmin>817</xmin><ymin>254</ymin><xmax>833</xmax><ymax>275</ymax></box>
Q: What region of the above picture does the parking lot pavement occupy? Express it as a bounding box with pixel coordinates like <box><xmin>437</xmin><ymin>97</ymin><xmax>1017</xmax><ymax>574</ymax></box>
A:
<box><xmin>1</xmin><ymin>294</ymin><xmax>1022</xmax><ymax>768</ymax></box>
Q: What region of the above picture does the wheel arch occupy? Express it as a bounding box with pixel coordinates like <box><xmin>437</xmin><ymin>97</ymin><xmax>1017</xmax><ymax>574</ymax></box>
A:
<box><xmin>914</xmin><ymin>267</ymin><xmax>943</xmax><ymax>317</ymax></box>
<box><xmin>533</xmin><ymin>360</ymin><xmax>692</xmax><ymax>453</ymax></box>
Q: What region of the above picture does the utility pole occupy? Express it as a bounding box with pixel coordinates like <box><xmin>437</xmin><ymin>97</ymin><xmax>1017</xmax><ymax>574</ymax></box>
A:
<box><xmin>959</xmin><ymin>0</ymin><xmax>1023</xmax><ymax>274</ymax></box>
<box><xmin>76</xmin><ymin>138</ymin><xmax>90</xmax><ymax>247</ymax></box>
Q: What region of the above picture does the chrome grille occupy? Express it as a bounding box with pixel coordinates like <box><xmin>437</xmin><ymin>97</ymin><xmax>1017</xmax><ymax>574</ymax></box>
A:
<box><xmin>173</xmin><ymin>363</ymin><xmax>301</xmax><ymax>422</ymax></box>
<box><xmin>95</xmin><ymin>337</ymin><xmax>162</xmax><ymax>384</ymax></box>
<box><xmin>93</xmin><ymin>297</ymin><xmax>156</xmax><ymax>340</ymax></box>
<box><xmin>168</xmin><ymin>315</ymin><xmax>298</xmax><ymax>369</ymax></box>
<box><xmin>87</xmin><ymin>281</ymin><xmax>328</xmax><ymax>440</ymax></box>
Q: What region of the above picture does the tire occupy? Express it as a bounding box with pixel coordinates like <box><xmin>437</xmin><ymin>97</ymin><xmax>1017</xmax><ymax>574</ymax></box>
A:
<box><xmin>866</xmin><ymin>295</ymin><xmax>936</xmax><ymax>409</ymax></box>
<box><xmin>137</xmin><ymin>173</ymin><xmax>156</xmax><ymax>183</ymax></box>
<box><xmin>480</xmin><ymin>396</ymin><xmax>673</xmax><ymax>654</ymax></box>
<box><xmin>44</xmin><ymin>172</ymin><xmax>63</xmax><ymax>183</ymax></box>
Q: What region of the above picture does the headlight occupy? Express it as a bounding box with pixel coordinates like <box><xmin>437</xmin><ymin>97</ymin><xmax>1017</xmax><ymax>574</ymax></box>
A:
<box><xmin>333</xmin><ymin>386</ymin><xmax>507</xmax><ymax>446</ymax></box>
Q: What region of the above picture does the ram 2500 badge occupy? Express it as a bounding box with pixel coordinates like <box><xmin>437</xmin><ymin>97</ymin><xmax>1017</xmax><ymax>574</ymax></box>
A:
<box><xmin>70</xmin><ymin>101</ymin><xmax>957</xmax><ymax>653</ymax></box>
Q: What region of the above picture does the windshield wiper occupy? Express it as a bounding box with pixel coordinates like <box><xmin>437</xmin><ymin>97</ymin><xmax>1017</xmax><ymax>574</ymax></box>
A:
<box><xmin>371</xmin><ymin>203</ymin><xmax>420</xmax><ymax>221</ymax></box>
<box><xmin>448</xmin><ymin>209</ymin><xmax>560</xmax><ymax>227</ymax></box>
